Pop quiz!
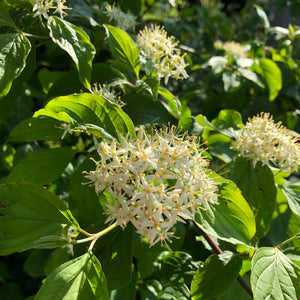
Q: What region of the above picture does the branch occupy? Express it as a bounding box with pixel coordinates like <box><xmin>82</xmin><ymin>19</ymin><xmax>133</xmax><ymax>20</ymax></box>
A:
<box><xmin>194</xmin><ymin>222</ymin><xmax>253</xmax><ymax>298</ymax></box>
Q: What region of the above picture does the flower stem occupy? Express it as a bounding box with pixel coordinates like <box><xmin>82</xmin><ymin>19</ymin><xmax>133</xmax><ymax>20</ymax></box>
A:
<box><xmin>193</xmin><ymin>222</ymin><xmax>253</xmax><ymax>298</ymax></box>
<box><xmin>275</xmin><ymin>232</ymin><xmax>299</xmax><ymax>249</ymax></box>
<box><xmin>75</xmin><ymin>222</ymin><xmax>119</xmax><ymax>251</ymax></box>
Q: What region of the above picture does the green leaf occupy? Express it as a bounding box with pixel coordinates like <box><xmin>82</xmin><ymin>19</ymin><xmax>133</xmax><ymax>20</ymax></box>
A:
<box><xmin>195</xmin><ymin>177</ymin><xmax>256</xmax><ymax>245</ymax></box>
<box><xmin>206</xmin><ymin>134</ymin><xmax>234</xmax><ymax>163</ymax></box>
<box><xmin>279</xmin><ymin>183</ymin><xmax>300</xmax><ymax>216</ymax></box>
<box><xmin>211</xmin><ymin>109</ymin><xmax>243</xmax><ymax>138</ymax></box>
<box><xmin>0</xmin><ymin>3</ymin><xmax>15</xmax><ymax>27</ymax></box>
<box><xmin>104</xmin><ymin>24</ymin><xmax>140</xmax><ymax>79</ymax></box>
<box><xmin>7</xmin><ymin>147</ymin><xmax>76</xmax><ymax>185</ymax></box>
<box><xmin>158</xmin><ymin>87</ymin><xmax>181</xmax><ymax>118</ymax></box>
<box><xmin>231</xmin><ymin>157</ymin><xmax>277</xmax><ymax>238</ymax></box>
<box><xmin>34</xmin><ymin>93</ymin><xmax>136</xmax><ymax>139</ymax></box>
<box><xmin>123</xmin><ymin>94</ymin><xmax>173</xmax><ymax>127</ymax></box>
<box><xmin>35</xmin><ymin>252</ymin><xmax>109</xmax><ymax>300</ymax></box>
<box><xmin>191</xmin><ymin>251</ymin><xmax>242</xmax><ymax>299</ymax></box>
<box><xmin>0</xmin><ymin>182</ymin><xmax>77</xmax><ymax>255</ymax></box>
<box><xmin>93</xmin><ymin>225</ymin><xmax>134</xmax><ymax>290</ymax></box>
<box><xmin>9</xmin><ymin>117</ymin><xmax>64</xmax><ymax>142</ymax></box>
<box><xmin>254</xmin><ymin>5</ymin><xmax>270</xmax><ymax>29</ymax></box>
<box><xmin>161</xmin><ymin>252</ymin><xmax>200</xmax><ymax>284</ymax></box>
<box><xmin>0</xmin><ymin>33</ymin><xmax>31</xmax><ymax>97</ymax></box>
<box><xmin>259</xmin><ymin>58</ymin><xmax>282</xmax><ymax>101</ymax></box>
<box><xmin>47</xmin><ymin>16</ymin><xmax>96</xmax><ymax>89</ymax></box>
<box><xmin>251</xmin><ymin>247</ymin><xmax>300</xmax><ymax>300</ymax></box>
<box><xmin>69</xmin><ymin>156</ymin><xmax>106</xmax><ymax>227</ymax></box>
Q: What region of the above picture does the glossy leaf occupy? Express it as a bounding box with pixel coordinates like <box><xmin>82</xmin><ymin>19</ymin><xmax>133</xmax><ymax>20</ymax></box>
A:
<box><xmin>0</xmin><ymin>182</ymin><xmax>78</xmax><ymax>255</ymax></box>
<box><xmin>279</xmin><ymin>182</ymin><xmax>300</xmax><ymax>216</ymax></box>
<box><xmin>34</xmin><ymin>93</ymin><xmax>136</xmax><ymax>139</ymax></box>
<box><xmin>231</xmin><ymin>157</ymin><xmax>277</xmax><ymax>238</ymax></box>
<box><xmin>104</xmin><ymin>24</ymin><xmax>140</xmax><ymax>79</ymax></box>
<box><xmin>7</xmin><ymin>147</ymin><xmax>76</xmax><ymax>185</ymax></box>
<box><xmin>35</xmin><ymin>252</ymin><xmax>109</xmax><ymax>300</ymax></box>
<box><xmin>191</xmin><ymin>251</ymin><xmax>242</xmax><ymax>299</ymax></box>
<box><xmin>259</xmin><ymin>58</ymin><xmax>282</xmax><ymax>101</ymax></box>
<box><xmin>0</xmin><ymin>33</ymin><xmax>31</xmax><ymax>97</ymax></box>
<box><xmin>251</xmin><ymin>247</ymin><xmax>300</xmax><ymax>300</ymax></box>
<box><xmin>158</xmin><ymin>87</ymin><xmax>181</xmax><ymax>118</ymax></box>
<box><xmin>211</xmin><ymin>109</ymin><xmax>243</xmax><ymax>138</ymax></box>
<box><xmin>196</xmin><ymin>177</ymin><xmax>256</xmax><ymax>245</ymax></box>
<box><xmin>123</xmin><ymin>94</ymin><xmax>173</xmax><ymax>126</ymax></box>
<box><xmin>47</xmin><ymin>16</ymin><xmax>96</xmax><ymax>89</ymax></box>
<box><xmin>9</xmin><ymin>117</ymin><xmax>64</xmax><ymax>142</ymax></box>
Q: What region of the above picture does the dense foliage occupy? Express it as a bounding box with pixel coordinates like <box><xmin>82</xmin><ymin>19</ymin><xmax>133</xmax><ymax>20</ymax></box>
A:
<box><xmin>0</xmin><ymin>0</ymin><xmax>300</xmax><ymax>299</ymax></box>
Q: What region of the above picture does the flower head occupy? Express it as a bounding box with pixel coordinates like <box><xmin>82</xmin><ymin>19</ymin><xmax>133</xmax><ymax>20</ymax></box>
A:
<box><xmin>84</xmin><ymin>127</ymin><xmax>217</xmax><ymax>246</ymax></box>
<box><xmin>91</xmin><ymin>83</ymin><xmax>124</xmax><ymax>107</ymax></box>
<box><xmin>214</xmin><ymin>40</ymin><xmax>250</xmax><ymax>60</ymax></box>
<box><xmin>105</xmin><ymin>3</ymin><xmax>136</xmax><ymax>31</ymax></box>
<box><xmin>32</xmin><ymin>0</ymin><xmax>71</xmax><ymax>19</ymax></box>
<box><xmin>233</xmin><ymin>113</ymin><xmax>300</xmax><ymax>173</ymax></box>
<box><xmin>136</xmin><ymin>25</ymin><xmax>189</xmax><ymax>84</ymax></box>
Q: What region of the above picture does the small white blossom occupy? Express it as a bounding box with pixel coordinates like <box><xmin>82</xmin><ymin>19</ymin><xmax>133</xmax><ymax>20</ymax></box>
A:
<box><xmin>233</xmin><ymin>112</ymin><xmax>300</xmax><ymax>173</ymax></box>
<box><xmin>53</xmin><ymin>0</ymin><xmax>71</xmax><ymax>18</ymax></box>
<box><xmin>91</xmin><ymin>83</ymin><xmax>125</xmax><ymax>107</ymax></box>
<box><xmin>32</xmin><ymin>0</ymin><xmax>53</xmax><ymax>19</ymax></box>
<box><xmin>57</xmin><ymin>123</ymin><xmax>73</xmax><ymax>139</ymax></box>
<box><xmin>105</xmin><ymin>3</ymin><xmax>136</xmax><ymax>31</ymax></box>
<box><xmin>32</xmin><ymin>0</ymin><xmax>71</xmax><ymax>19</ymax></box>
<box><xmin>136</xmin><ymin>25</ymin><xmax>189</xmax><ymax>84</ymax></box>
<box><xmin>84</xmin><ymin>126</ymin><xmax>217</xmax><ymax>246</ymax></box>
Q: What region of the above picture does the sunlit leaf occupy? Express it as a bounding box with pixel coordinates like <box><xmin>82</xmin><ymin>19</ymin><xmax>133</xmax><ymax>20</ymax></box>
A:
<box><xmin>47</xmin><ymin>16</ymin><xmax>96</xmax><ymax>89</ymax></box>
<box><xmin>33</xmin><ymin>93</ymin><xmax>136</xmax><ymax>139</ymax></box>
<box><xmin>0</xmin><ymin>33</ymin><xmax>31</xmax><ymax>97</ymax></box>
<box><xmin>195</xmin><ymin>176</ymin><xmax>256</xmax><ymax>245</ymax></box>
<box><xmin>0</xmin><ymin>182</ymin><xmax>78</xmax><ymax>255</ymax></box>
<box><xmin>35</xmin><ymin>252</ymin><xmax>109</xmax><ymax>300</ymax></box>
<box><xmin>104</xmin><ymin>24</ymin><xmax>140</xmax><ymax>79</ymax></box>
<box><xmin>251</xmin><ymin>247</ymin><xmax>300</xmax><ymax>300</ymax></box>
<box><xmin>231</xmin><ymin>157</ymin><xmax>276</xmax><ymax>238</ymax></box>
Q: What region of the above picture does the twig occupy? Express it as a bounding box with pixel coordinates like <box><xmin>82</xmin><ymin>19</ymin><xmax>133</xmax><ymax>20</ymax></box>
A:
<box><xmin>194</xmin><ymin>222</ymin><xmax>253</xmax><ymax>298</ymax></box>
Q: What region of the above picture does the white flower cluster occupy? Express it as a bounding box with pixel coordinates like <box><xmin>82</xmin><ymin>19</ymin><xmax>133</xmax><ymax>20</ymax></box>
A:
<box><xmin>233</xmin><ymin>113</ymin><xmax>300</xmax><ymax>173</ymax></box>
<box><xmin>214</xmin><ymin>40</ymin><xmax>249</xmax><ymax>59</ymax></box>
<box><xmin>91</xmin><ymin>83</ymin><xmax>124</xmax><ymax>107</ymax></box>
<box><xmin>84</xmin><ymin>127</ymin><xmax>217</xmax><ymax>246</ymax></box>
<box><xmin>32</xmin><ymin>0</ymin><xmax>71</xmax><ymax>19</ymax></box>
<box><xmin>104</xmin><ymin>3</ymin><xmax>136</xmax><ymax>31</ymax></box>
<box><xmin>136</xmin><ymin>25</ymin><xmax>189</xmax><ymax>84</ymax></box>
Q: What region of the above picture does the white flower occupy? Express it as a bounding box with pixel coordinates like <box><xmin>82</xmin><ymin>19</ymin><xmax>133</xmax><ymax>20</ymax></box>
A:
<box><xmin>105</xmin><ymin>3</ymin><xmax>136</xmax><ymax>31</ymax></box>
<box><xmin>233</xmin><ymin>112</ymin><xmax>300</xmax><ymax>173</ymax></box>
<box><xmin>32</xmin><ymin>0</ymin><xmax>71</xmax><ymax>19</ymax></box>
<box><xmin>32</xmin><ymin>0</ymin><xmax>53</xmax><ymax>19</ymax></box>
<box><xmin>136</xmin><ymin>25</ymin><xmax>189</xmax><ymax>84</ymax></box>
<box><xmin>53</xmin><ymin>0</ymin><xmax>71</xmax><ymax>18</ymax></box>
<box><xmin>57</xmin><ymin>123</ymin><xmax>73</xmax><ymax>139</ymax></box>
<box><xmin>84</xmin><ymin>126</ymin><xmax>217</xmax><ymax>246</ymax></box>
<box><xmin>91</xmin><ymin>83</ymin><xmax>124</xmax><ymax>107</ymax></box>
